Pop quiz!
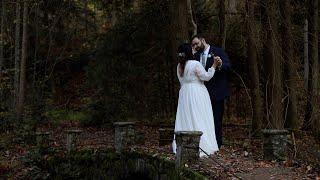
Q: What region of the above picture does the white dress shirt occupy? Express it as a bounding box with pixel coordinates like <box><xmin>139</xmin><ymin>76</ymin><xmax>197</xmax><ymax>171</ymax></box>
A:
<box><xmin>200</xmin><ymin>45</ymin><xmax>210</xmax><ymax>68</ymax></box>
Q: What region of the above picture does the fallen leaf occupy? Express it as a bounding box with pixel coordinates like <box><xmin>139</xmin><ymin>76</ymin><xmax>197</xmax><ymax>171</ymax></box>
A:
<box><xmin>244</xmin><ymin>151</ymin><xmax>249</xmax><ymax>157</ymax></box>
<box><xmin>307</xmin><ymin>165</ymin><xmax>312</xmax><ymax>172</ymax></box>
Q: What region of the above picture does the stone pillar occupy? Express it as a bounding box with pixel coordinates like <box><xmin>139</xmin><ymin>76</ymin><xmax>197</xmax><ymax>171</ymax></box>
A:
<box><xmin>159</xmin><ymin>128</ymin><xmax>174</xmax><ymax>146</ymax></box>
<box><xmin>65</xmin><ymin>130</ymin><xmax>82</xmax><ymax>152</ymax></box>
<box><xmin>262</xmin><ymin>129</ymin><xmax>289</xmax><ymax>161</ymax></box>
<box><xmin>113</xmin><ymin>122</ymin><xmax>136</xmax><ymax>152</ymax></box>
<box><xmin>175</xmin><ymin>131</ymin><xmax>202</xmax><ymax>167</ymax></box>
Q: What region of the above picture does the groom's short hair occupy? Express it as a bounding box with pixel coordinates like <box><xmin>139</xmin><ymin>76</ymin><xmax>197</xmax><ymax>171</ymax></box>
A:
<box><xmin>191</xmin><ymin>34</ymin><xmax>207</xmax><ymax>41</ymax></box>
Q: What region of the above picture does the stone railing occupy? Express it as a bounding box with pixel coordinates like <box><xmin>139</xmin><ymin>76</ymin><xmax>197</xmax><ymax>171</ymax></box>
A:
<box><xmin>28</xmin><ymin>124</ymin><xmax>207</xmax><ymax>179</ymax></box>
<box><xmin>112</xmin><ymin>122</ymin><xmax>204</xmax><ymax>168</ymax></box>
<box><xmin>27</xmin><ymin>148</ymin><xmax>208</xmax><ymax>179</ymax></box>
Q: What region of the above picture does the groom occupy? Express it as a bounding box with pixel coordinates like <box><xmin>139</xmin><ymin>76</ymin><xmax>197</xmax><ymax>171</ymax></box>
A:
<box><xmin>191</xmin><ymin>34</ymin><xmax>231</xmax><ymax>148</ymax></box>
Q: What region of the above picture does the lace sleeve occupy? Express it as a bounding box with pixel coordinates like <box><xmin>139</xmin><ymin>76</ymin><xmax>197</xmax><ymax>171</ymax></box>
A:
<box><xmin>177</xmin><ymin>64</ymin><xmax>182</xmax><ymax>84</ymax></box>
<box><xmin>195</xmin><ymin>63</ymin><xmax>215</xmax><ymax>81</ymax></box>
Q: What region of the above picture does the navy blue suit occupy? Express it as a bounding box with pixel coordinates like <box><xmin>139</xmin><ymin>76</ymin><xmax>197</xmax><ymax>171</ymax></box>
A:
<box><xmin>195</xmin><ymin>46</ymin><xmax>231</xmax><ymax>148</ymax></box>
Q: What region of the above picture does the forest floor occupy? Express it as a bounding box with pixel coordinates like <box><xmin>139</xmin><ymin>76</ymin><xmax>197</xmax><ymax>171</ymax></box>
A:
<box><xmin>1</xmin><ymin>120</ymin><xmax>320</xmax><ymax>179</ymax></box>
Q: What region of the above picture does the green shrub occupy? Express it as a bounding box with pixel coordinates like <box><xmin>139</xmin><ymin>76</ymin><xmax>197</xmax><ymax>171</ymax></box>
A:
<box><xmin>43</xmin><ymin>109</ymin><xmax>89</xmax><ymax>125</ymax></box>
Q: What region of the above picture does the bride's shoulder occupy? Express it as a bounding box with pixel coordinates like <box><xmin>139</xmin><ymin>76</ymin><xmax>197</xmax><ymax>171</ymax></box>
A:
<box><xmin>189</xmin><ymin>60</ymin><xmax>201</xmax><ymax>65</ymax></box>
<box><xmin>188</xmin><ymin>60</ymin><xmax>199</xmax><ymax>63</ymax></box>
<box><xmin>178</xmin><ymin>60</ymin><xmax>199</xmax><ymax>67</ymax></box>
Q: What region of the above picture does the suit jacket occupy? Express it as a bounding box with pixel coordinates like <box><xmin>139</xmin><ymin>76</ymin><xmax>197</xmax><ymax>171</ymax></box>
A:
<box><xmin>195</xmin><ymin>45</ymin><xmax>231</xmax><ymax>101</ymax></box>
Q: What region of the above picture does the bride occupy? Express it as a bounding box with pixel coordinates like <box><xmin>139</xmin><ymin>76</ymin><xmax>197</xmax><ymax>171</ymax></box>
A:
<box><xmin>172</xmin><ymin>43</ymin><xmax>220</xmax><ymax>157</ymax></box>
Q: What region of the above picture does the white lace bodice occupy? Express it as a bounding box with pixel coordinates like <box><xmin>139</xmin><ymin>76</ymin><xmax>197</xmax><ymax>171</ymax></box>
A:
<box><xmin>177</xmin><ymin>60</ymin><xmax>215</xmax><ymax>85</ymax></box>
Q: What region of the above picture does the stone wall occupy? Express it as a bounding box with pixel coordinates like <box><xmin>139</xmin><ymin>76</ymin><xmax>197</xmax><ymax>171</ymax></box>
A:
<box><xmin>25</xmin><ymin>148</ymin><xmax>207</xmax><ymax>180</ymax></box>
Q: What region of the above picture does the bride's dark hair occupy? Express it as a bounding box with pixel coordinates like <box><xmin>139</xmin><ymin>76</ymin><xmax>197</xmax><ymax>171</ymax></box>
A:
<box><xmin>178</xmin><ymin>43</ymin><xmax>194</xmax><ymax>77</ymax></box>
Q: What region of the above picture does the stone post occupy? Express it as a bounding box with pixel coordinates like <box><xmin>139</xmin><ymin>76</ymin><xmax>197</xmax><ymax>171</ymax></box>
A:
<box><xmin>262</xmin><ymin>129</ymin><xmax>289</xmax><ymax>161</ymax></box>
<box><xmin>175</xmin><ymin>131</ymin><xmax>202</xmax><ymax>167</ymax></box>
<box><xmin>65</xmin><ymin>129</ymin><xmax>82</xmax><ymax>152</ymax></box>
<box><xmin>113</xmin><ymin>122</ymin><xmax>136</xmax><ymax>152</ymax></box>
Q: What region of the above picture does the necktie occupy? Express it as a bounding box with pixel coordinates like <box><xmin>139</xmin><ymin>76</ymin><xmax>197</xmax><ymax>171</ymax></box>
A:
<box><xmin>201</xmin><ymin>53</ymin><xmax>206</xmax><ymax>67</ymax></box>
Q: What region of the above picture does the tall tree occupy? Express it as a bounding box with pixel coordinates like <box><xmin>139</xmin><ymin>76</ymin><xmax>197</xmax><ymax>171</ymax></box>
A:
<box><xmin>304</xmin><ymin>19</ymin><xmax>309</xmax><ymax>90</ymax></box>
<box><xmin>0</xmin><ymin>0</ymin><xmax>5</xmax><ymax>71</ymax></box>
<box><xmin>262</xmin><ymin>0</ymin><xmax>283</xmax><ymax>129</ymax></box>
<box><xmin>228</xmin><ymin>0</ymin><xmax>237</xmax><ymax>13</ymax></box>
<box><xmin>218</xmin><ymin>0</ymin><xmax>226</xmax><ymax>49</ymax></box>
<box><xmin>133</xmin><ymin>0</ymin><xmax>141</xmax><ymax>12</ymax></box>
<box><xmin>84</xmin><ymin>0</ymin><xmax>88</xmax><ymax>37</ymax></box>
<box><xmin>17</xmin><ymin>1</ymin><xmax>28</xmax><ymax>120</ymax></box>
<box><xmin>187</xmin><ymin>0</ymin><xmax>197</xmax><ymax>36</ymax></box>
<box><xmin>14</xmin><ymin>0</ymin><xmax>21</xmax><ymax>108</ymax></box>
<box><xmin>246</xmin><ymin>0</ymin><xmax>263</xmax><ymax>134</ymax></box>
<box><xmin>280</xmin><ymin>0</ymin><xmax>299</xmax><ymax>129</ymax></box>
<box><xmin>168</xmin><ymin>0</ymin><xmax>189</xmax><ymax>116</ymax></box>
<box><xmin>111</xmin><ymin>0</ymin><xmax>118</xmax><ymax>26</ymax></box>
<box><xmin>304</xmin><ymin>0</ymin><xmax>319</xmax><ymax>137</ymax></box>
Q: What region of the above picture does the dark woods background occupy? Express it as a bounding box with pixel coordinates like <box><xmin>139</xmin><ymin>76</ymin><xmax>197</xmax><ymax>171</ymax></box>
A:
<box><xmin>0</xmin><ymin>0</ymin><xmax>319</xmax><ymax>139</ymax></box>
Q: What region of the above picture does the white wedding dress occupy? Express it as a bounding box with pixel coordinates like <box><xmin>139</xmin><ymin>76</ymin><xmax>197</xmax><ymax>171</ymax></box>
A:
<box><xmin>172</xmin><ymin>60</ymin><xmax>219</xmax><ymax>157</ymax></box>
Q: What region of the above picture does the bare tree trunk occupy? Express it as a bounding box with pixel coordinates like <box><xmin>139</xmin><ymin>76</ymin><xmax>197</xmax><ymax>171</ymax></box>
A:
<box><xmin>168</xmin><ymin>0</ymin><xmax>189</xmax><ymax>116</ymax></box>
<box><xmin>228</xmin><ymin>0</ymin><xmax>237</xmax><ymax>13</ymax></box>
<box><xmin>17</xmin><ymin>1</ymin><xmax>28</xmax><ymax>120</ymax></box>
<box><xmin>218</xmin><ymin>0</ymin><xmax>226</xmax><ymax>49</ymax></box>
<box><xmin>246</xmin><ymin>0</ymin><xmax>263</xmax><ymax>134</ymax></box>
<box><xmin>304</xmin><ymin>19</ymin><xmax>309</xmax><ymax>90</ymax></box>
<box><xmin>14</xmin><ymin>0</ymin><xmax>21</xmax><ymax>108</ymax></box>
<box><xmin>84</xmin><ymin>0</ymin><xmax>88</xmax><ymax>37</ymax></box>
<box><xmin>306</xmin><ymin>0</ymin><xmax>320</xmax><ymax>137</ymax></box>
<box><xmin>111</xmin><ymin>0</ymin><xmax>117</xmax><ymax>26</ymax></box>
<box><xmin>280</xmin><ymin>0</ymin><xmax>299</xmax><ymax>129</ymax></box>
<box><xmin>121</xmin><ymin>0</ymin><xmax>125</xmax><ymax>12</ymax></box>
<box><xmin>187</xmin><ymin>0</ymin><xmax>197</xmax><ymax>36</ymax></box>
<box><xmin>33</xmin><ymin>3</ymin><xmax>39</xmax><ymax>89</ymax></box>
<box><xmin>133</xmin><ymin>0</ymin><xmax>141</xmax><ymax>12</ymax></box>
<box><xmin>262</xmin><ymin>0</ymin><xmax>283</xmax><ymax>129</ymax></box>
<box><xmin>0</xmin><ymin>0</ymin><xmax>5</xmax><ymax>71</ymax></box>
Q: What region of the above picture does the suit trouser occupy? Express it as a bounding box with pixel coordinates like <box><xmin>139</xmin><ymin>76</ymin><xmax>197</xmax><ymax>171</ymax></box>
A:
<box><xmin>211</xmin><ymin>98</ymin><xmax>224</xmax><ymax>148</ymax></box>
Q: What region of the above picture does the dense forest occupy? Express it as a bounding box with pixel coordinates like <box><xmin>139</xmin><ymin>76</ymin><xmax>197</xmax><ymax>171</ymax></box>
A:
<box><xmin>0</xmin><ymin>0</ymin><xmax>318</xmax><ymax>136</ymax></box>
<box><xmin>0</xmin><ymin>0</ymin><xmax>319</xmax><ymax>179</ymax></box>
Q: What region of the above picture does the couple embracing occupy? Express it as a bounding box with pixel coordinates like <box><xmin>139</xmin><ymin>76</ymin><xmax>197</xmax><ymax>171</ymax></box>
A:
<box><xmin>172</xmin><ymin>34</ymin><xmax>231</xmax><ymax>157</ymax></box>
